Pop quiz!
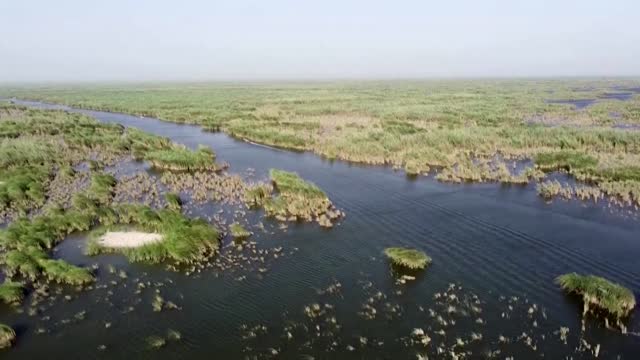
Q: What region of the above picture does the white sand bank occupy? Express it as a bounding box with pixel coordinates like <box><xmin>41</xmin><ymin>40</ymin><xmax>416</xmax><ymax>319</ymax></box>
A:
<box><xmin>100</xmin><ymin>231</ymin><xmax>163</xmax><ymax>248</ymax></box>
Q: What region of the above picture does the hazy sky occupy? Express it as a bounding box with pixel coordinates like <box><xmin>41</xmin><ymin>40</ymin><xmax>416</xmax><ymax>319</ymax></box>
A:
<box><xmin>1</xmin><ymin>0</ymin><xmax>638</xmax><ymax>82</ymax></box>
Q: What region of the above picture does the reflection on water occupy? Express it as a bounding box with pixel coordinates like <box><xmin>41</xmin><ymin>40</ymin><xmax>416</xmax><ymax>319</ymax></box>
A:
<box><xmin>1</xmin><ymin>99</ymin><xmax>639</xmax><ymax>358</ymax></box>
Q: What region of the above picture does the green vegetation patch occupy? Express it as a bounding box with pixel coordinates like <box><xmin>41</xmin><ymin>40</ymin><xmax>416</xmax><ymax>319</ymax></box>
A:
<box><xmin>1</xmin><ymin>209</ymin><xmax>95</xmax><ymax>285</ymax></box>
<box><xmin>145</xmin><ymin>145</ymin><xmax>217</xmax><ymax>171</ymax></box>
<box><xmin>86</xmin><ymin>206</ymin><xmax>220</xmax><ymax>265</ymax></box>
<box><xmin>0</xmin><ymin>281</ymin><xmax>23</xmax><ymax>305</ymax></box>
<box><xmin>0</xmin><ymin>165</ymin><xmax>49</xmax><ymax>215</ymax></box>
<box><xmin>556</xmin><ymin>273</ymin><xmax>636</xmax><ymax>319</ymax></box>
<box><xmin>269</xmin><ymin>169</ymin><xmax>326</xmax><ymax>198</ymax></box>
<box><xmin>535</xmin><ymin>151</ymin><xmax>598</xmax><ymax>171</ymax></box>
<box><xmin>384</xmin><ymin>247</ymin><xmax>432</xmax><ymax>270</ymax></box>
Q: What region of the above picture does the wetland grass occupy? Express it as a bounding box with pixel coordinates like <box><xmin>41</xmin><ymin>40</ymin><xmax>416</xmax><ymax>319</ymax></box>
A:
<box><xmin>384</xmin><ymin>247</ymin><xmax>431</xmax><ymax>270</ymax></box>
<box><xmin>6</xmin><ymin>80</ymin><xmax>640</xmax><ymax>209</ymax></box>
<box><xmin>556</xmin><ymin>273</ymin><xmax>636</xmax><ymax>321</ymax></box>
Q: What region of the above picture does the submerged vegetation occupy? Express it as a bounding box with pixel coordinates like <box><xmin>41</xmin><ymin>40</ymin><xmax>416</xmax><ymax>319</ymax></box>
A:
<box><xmin>384</xmin><ymin>247</ymin><xmax>432</xmax><ymax>270</ymax></box>
<box><xmin>556</xmin><ymin>273</ymin><xmax>636</xmax><ymax>325</ymax></box>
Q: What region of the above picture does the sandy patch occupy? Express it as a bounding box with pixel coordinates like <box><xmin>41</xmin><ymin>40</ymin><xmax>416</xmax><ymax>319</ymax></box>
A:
<box><xmin>100</xmin><ymin>231</ymin><xmax>163</xmax><ymax>248</ymax></box>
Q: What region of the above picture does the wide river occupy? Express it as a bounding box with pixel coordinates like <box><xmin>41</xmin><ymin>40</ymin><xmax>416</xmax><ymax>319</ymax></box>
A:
<box><xmin>2</xmin><ymin>99</ymin><xmax>640</xmax><ymax>359</ymax></box>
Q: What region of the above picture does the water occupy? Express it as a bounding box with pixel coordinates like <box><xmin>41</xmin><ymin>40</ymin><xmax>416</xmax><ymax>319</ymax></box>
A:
<box><xmin>2</xmin><ymin>99</ymin><xmax>640</xmax><ymax>359</ymax></box>
<box><xmin>545</xmin><ymin>99</ymin><xmax>597</xmax><ymax>110</ymax></box>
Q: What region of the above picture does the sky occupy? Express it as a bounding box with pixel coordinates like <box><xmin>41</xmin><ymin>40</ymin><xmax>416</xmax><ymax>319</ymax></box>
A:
<box><xmin>0</xmin><ymin>0</ymin><xmax>639</xmax><ymax>82</ymax></box>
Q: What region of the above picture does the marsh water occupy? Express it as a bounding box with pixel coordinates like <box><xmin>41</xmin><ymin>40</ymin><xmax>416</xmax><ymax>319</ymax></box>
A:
<box><xmin>2</xmin><ymin>99</ymin><xmax>640</xmax><ymax>359</ymax></box>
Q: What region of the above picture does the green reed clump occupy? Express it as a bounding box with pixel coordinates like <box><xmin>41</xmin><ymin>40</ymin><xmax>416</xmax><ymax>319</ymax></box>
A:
<box><xmin>384</xmin><ymin>247</ymin><xmax>432</xmax><ymax>270</ymax></box>
<box><xmin>0</xmin><ymin>324</ymin><xmax>15</xmax><ymax>349</ymax></box>
<box><xmin>164</xmin><ymin>192</ymin><xmax>182</xmax><ymax>211</ymax></box>
<box><xmin>145</xmin><ymin>145</ymin><xmax>217</xmax><ymax>171</ymax></box>
<box><xmin>88</xmin><ymin>173</ymin><xmax>117</xmax><ymax>205</ymax></box>
<box><xmin>0</xmin><ymin>281</ymin><xmax>23</xmax><ymax>305</ymax></box>
<box><xmin>229</xmin><ymin>222</ymin><xmax>251</xmax><ymax>239</ymax></box>
<box><xmin>535</xmin><ymin>151</ymin><xmax>598</xmax><ymax>171</ymax></box>
<box><xmin>0</xmin><ymin>165</ymin><xmax>49</xmax><ymax>214</ymax></box>
<box><xmin>86</xmin><ymin>207</ymin><xmax>220</xmax><ymax>265</ymax></box>
<box><xmin>269</xmin><ymin>169</ymin><xmax>326</xmax><ymax>198</ymax></box>
<box><xmin>556</xmin><ymin>273</ymin><xmax>636</xmax><ymax>320</ymax></box>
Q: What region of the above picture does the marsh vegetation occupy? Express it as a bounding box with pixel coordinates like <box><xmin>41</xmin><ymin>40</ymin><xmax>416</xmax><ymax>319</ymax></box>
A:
<box><xmin>3</xmin><ymin>80</ymin><xmax>640</xmax><ymax>210</ymax></box>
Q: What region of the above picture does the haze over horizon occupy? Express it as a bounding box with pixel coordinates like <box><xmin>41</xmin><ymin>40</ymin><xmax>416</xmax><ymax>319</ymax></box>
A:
<box><xmin>1</xmin><ymin>0</ymin><xmax>639</xmax><ymax>83</ymax></box>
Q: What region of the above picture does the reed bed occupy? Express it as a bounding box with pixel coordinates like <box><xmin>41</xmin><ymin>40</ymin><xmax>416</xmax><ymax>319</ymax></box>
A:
<box><xmin>384</xmin><ymin>247</ymin><xmax>432</xmax><ymax>270</ymax></box>
<box><xmin>5</xmin><ymin>81</ymin><xmax>640</xmax><ymax>209</ymax></box>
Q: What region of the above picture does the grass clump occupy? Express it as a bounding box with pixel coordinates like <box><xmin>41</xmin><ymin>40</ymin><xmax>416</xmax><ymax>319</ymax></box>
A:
<box><xmin>164</xmin><ymin>192</ymin><xmax>182</xmax><ymax>211</ymax></box>
<box><xmin>87</xmin><ymin>173</ymin><xmax>117</xmax><ymax>205</ymax></box>
<box><xmin>0</xmin><ymin>324</ymin><xmax>15</xmax><ymax>349</ymax></box>
<box><xmin>384</xmin><ymin>247</ymin><xmax>432</xmax><ymax>270</ymax></box>
<box><xmin>0</xmin><ymin>281</ymin><xmax>23</xmax><ymax>305</ymax></box>
<box><xmin>229</xmin><ymin>222</ymin><xmax>251</xmax><ymax>239</ymax></box>
<box><xmin>145</xmin><ymin>145</ymin><xmax>217</xmax><ymax>171</ymax></box>
<box><xmin>38</xmin><ymin>259</ymin><xmax>94</xmax><ymax>285</ymax></box>
<box><xmin>556</xmin><ymin>273</ymin><xmax>636</xmax><ymax>321</ymax></box>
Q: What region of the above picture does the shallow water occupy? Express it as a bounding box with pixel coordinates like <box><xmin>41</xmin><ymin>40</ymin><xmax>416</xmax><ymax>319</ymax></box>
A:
<box><xmin>2</xmin><ymin>99</ymin><xmax>640</xmax><ymax>359</ymax></box>
<box><xmin>545</xmin><ymin>99</ymin><xmax>597</xmax><ymax>110</ymax></box>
